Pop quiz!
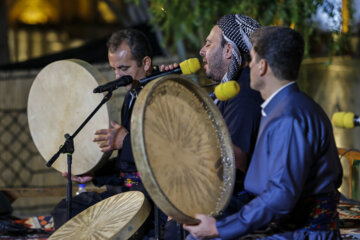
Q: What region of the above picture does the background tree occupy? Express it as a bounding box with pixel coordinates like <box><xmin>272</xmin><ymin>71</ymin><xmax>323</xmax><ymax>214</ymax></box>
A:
<box><xmin>129</xmin><ymin>0</ymin><xmax>353</xmax><ymax>59</ymax></box>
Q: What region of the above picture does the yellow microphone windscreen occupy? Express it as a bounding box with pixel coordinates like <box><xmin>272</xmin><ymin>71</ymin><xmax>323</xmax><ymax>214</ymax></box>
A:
<box><xmin>343</xmin><ymin>112</ymin><xmax>355</xmax><ymax>128</ymax></box>
<box><xmin>214</xmin><ymin>81</ymin><xmax>240</xmax><ymax>101</ymax></box>
<box><xmin>179</xmin><ymin>58</ymin><xmax>201</xmax><ymax>75</ymax></box>
<box><xmin>332</xmin><ymin>111</ymin><xmax>355</xmax><ymax>128</ymax></box>
<box><xmin>332</xmin><ymin>112</ymin><xmax>346</xmax><ymax>128</ymax></box>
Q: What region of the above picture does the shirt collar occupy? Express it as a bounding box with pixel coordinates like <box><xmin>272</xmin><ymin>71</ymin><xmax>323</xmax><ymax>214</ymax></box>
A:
<box><xmin>261</xmin><ymin>81</ymin><xmax>295</xmax><ymax>117</ymax></box>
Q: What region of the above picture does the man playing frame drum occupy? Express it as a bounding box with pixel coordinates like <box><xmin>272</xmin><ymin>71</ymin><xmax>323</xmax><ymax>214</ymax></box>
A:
<box><xmin>160</xmin><ymin>14</ymin><xmax>263</xmax><ymax>239</ymax></box>
<box><xmin>64</xmin><ymin>29</ymin><xmax>153</xmax><ymax>193</ymax></box>
<box><xmin>185</xmin><ymin>27</ymin><xmax>342</xmax><ymax>240</ymax></box>
<box><xmin>57</xmin><ymin>29</ymin><xmax>167</xmax><ymax>237</ymax></box>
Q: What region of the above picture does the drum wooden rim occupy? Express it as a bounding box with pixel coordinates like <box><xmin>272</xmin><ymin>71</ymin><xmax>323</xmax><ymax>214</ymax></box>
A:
<box><xmin>48</xmin><ymin>191</ymin><xmax>151</xmax><ymax>240</ymax></box>
<box><xmin>27</xmin><ymin>59</ymin><xmax>112</xmax><ymax>175</ymax></box>
<box><xmin>131</xmin><ymin>75</ymin><xmax>235</xmax><ymax>224</ymax></box>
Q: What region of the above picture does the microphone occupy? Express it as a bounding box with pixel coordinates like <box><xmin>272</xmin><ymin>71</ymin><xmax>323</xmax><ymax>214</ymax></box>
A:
<box><xmin>93</xmin><ymin>75</ymin><xmax>133</xmax><ymax>93</ymax></box>
<box><xmin>332</xmin><ymin>112</ymin><xmax>360</xmax><ymax>128</ymax></box>
<box><xmin>210</xmin><ymin>81</ymin><xmax>240</xmax><ymax>101</ymax></box>
<box><xmin>93</xmin><ymin>58</ymin><xmax>201</xmax><ymax>93</ymax></box>
<box><xmin>139</xmin><ymin>58</ymin><xmax>201</xmax><ymax>86</ymax></box>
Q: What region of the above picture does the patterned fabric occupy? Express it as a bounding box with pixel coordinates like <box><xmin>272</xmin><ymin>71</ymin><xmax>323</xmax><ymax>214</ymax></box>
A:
<box><xmin>0</xmin><ymin>215</ymin><xmax>53</xmax><ymax>239</ymax></box>
<box><xmin>217</xmin><ymin>14</ymin><xmax>261</xmax><ymax>82</ymax></box>
<box><xmin>14</xmin><ymin>215</ymin><xmax>54</xmax><ymax>232</ymax></box>
<box><xmin>120</xmin><ymin>171</ymin><xmax>141</xmax><ymax>187</ymax></box>
<box><xmin>275</xmin><ymin>193</ymin><xmax>340</xmax><ymax>231</ymax></box>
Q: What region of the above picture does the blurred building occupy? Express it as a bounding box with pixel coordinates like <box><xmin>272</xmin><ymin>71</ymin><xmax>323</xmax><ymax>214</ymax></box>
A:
<box><xmin>0</xmin><ymin>0</ymin><xmax>164</xmax><ymax>68</ymax></box>
<box><xmin>0</xmin><ymin>0</ymin><xmax>167</xmax><ymax>217</ymax></box>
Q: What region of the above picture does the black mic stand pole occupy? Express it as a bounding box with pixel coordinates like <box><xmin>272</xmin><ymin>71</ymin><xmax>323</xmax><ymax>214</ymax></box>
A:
<box><xmin>46</xmin><ymin>91</ymin><xmax>113</xmax><ymax>221</ymax></box>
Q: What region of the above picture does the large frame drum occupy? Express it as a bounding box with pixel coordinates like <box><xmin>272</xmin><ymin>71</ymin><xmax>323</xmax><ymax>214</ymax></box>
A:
<box><xmin>131</xmin><ymin>75</ymin><xmax>235</xmax><ymax>224</ymax></box>
<box><xmin>48</xmin><ymin>191</ymin><xmax>151</xmax><ymax>240</ymax></box>
<box><xmin>28</xmin><ymin>59</ymin><xmax>115</xmax><ymax>175</ymax></box>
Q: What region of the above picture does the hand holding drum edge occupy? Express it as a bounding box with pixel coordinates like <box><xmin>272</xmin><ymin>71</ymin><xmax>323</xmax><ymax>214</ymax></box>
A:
<box><xmin>183</xmin><ymin>214</ymin><xmax>220</xmax><ymax>239</ymax></box>
<box><xmin>93</xmin><ymin>121</ymin><xmax>129</xmax><ymax>152</ymax></box>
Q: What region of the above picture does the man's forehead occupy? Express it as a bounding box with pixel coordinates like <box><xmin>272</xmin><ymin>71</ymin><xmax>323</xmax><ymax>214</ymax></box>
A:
<box><xmin>108</xmin><ymin>44</ymin><xmax>132</xmax><ymax>60</ymax></box>
<box><xmin>207</xmin><ymin>26</ymin><xmax>222</xmax><ymax>41</ymax></box>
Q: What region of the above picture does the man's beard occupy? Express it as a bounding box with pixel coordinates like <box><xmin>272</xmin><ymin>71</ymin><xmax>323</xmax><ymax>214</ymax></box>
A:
<box><xmin>206</xmin><ymin>51</ymin><xmax>228</xmax><ymax>82</ymax></box>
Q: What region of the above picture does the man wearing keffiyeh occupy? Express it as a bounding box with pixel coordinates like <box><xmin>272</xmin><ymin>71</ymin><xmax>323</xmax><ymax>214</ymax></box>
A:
<box><xmin>216</xmin><ymin>14</ymin><xmax>261</xmax><ymax>83</ymax></box>
<box><xmin>176</xmin><ymin>14</ymin><xmax>263</xmax><ymax>240</ymax></box>
<box><xmin>163</xmin><ymin>13</ymin><xmax>263</xmax><ymax>240</ymax></box>
<box><xmin>161</xmin><ymin>14</ymin><xmax>263</xmax><ymax>193</ymax></box>
<box><xmin>199</xmin><ymin>14</ymin><xmax>263</xmax><ymax>193</ymax></box>
<box><xmin>184</xmin><ymin>26</ymin><xmax>342</xmax><ymax>240</ymax></box>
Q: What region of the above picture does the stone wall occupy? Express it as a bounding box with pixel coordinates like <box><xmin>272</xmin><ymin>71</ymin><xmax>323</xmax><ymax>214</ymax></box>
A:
<box><xmin>0</xmin><ymin>61</ymin><xmax>126</xmax><ymax>216</ymax></box>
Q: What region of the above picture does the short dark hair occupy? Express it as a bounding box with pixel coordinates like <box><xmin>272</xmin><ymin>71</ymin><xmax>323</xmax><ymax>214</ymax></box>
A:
<box><xmin>250</xmin><ymin>26</ymin><xmax>304</xmax><ymax>81</ymax></box>
<box><xmin>107</xmin><ymin>29</ymin><xmax>153</xmax><ymax>67</ymax></box>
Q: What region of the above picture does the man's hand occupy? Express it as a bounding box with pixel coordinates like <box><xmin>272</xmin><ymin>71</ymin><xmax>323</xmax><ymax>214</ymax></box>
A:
<box><xmin>62</xmin><ymin>172</ymin><xmax>93</xmax><ymax>183</ymax></box>
<box><xmin>160</xmin><ymin>63</ymin><xmax>179</xmax><ymax>72</ymax></box>
<box><xmin>183</xmin><ymin>214</ymin><xmax>220</xmax><ymax>239</ymax></box>
<box><xmin>93</xmin><ymin>121</ymin><xmax>128</xmax><ymax>152</ymax></box>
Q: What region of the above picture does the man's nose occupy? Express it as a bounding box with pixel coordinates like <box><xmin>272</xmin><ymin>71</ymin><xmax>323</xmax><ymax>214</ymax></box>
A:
<box><xmin>199</xmin><ymin>46</ymin><xmax>206</xmax><ymax>57</ymax></box>
<box><xmin>115</xmin><ymin>71</ymin><xmax>122</xmax><ymax>79</ymax></box>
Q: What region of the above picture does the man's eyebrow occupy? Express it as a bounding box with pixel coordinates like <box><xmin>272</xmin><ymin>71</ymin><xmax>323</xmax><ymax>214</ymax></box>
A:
<box><xmin>116</xmin><ymin>64</ymin><xmax>130</xmax><ymax>68</ymax></box>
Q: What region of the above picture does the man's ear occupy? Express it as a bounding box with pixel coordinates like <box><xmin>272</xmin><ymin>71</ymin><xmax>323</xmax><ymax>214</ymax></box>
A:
<box><xmin>224</xmin><ymin>42</ymin><xmax>233</xmax><ymax>60</ymax></box>
<box><xmin>143</xmin><ymin>56</ymin><xmax>152</xmax><ymax>73</ymax></box>
<box><xmin>259</xmin><ymin>59</ymin><xmax>268</xmax><ymax>77</ymax></box>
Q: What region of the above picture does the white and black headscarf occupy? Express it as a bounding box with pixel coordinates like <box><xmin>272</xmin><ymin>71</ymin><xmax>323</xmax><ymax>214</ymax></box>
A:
<box><xmin>217</xmin><ymin>14</ymin><xmax>261</xmax><ymax>83</ymax></box>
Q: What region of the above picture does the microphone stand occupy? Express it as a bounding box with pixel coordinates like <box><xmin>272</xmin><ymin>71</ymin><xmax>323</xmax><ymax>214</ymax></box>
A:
<box><xmin>46</xmin><ymin>91</ymin><xmax>113</xmax><ymax>221</ymax></box>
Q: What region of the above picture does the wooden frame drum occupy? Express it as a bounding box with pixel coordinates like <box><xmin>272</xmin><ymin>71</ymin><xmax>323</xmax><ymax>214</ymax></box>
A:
<box><xmin>48</xmin><ymin>191</ymin><xmax>151</xmax><ymax>240</ymax></box>
<box><xmin>28</xmin><ymin>59</ymin><xmax>114</xmax><ymax>175</ymax></box>
<box><xmin>131</xmin><ymin>75</ymin><xmax>235</xmax><ymax>224</ymax></box>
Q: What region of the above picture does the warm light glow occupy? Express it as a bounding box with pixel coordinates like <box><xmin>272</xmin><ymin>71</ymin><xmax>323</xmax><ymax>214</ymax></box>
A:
<box><xmin>79</xmin><ymin>0</ymin><xmax>93</xmax><ymax>21</ymax></box>
<box><xmin>18</xmin><ymin>30</ymin><xmax>28</xmax><ymax>61</ymax></box>
<box><xmin>50</xmin><ymin>42</ymin><xmax>63</xmax><ymax>52</ymax></box>
<box><xmin>10</xmin><ymin>0</ymin><xmax>59</xmax><ymax>25</ymax></box>
<box><xmin>342</xmin><ymin>0</ymin><xmax>349</xmax><ymax>33</ymax></box>
<box><xmin>46</xmin><ymin>31</ymin><xmax>58</xmax><ymax>42</ymax></box>
<box><xmin>20</xmin><ymin>9</ymin><xmax>48</xmax><ymax>24</ymax></box>
<box><xmin>69</xmin><ymin>39</ymin><xmax>85</xmax><ymax>48</ymax></box>
<box><xmin>98</xmin><ymin>1</ymin><xmax>117</xmax><ymax>23</ymax></box>
<box><xmin>31</xmin><ymin>31</ymin><xmax>42</xmax><ymax>58</ymax></box>
<box><xmin>150</xmin><ymin>2</ymin><xmax>166</xmax><ymax>14</ymax></box>
<box><xmin>274</xmin><ymin>19</ymin><xmax>283</xmax><ymax>26</ymax></box>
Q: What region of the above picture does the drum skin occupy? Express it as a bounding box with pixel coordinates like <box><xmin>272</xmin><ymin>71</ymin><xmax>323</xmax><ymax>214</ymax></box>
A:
<box><xmin>27</xmin><ymin>59</ymin><xmax>112</xmax><ymax>175</ymax></box>
<box><xmin>131</xmin><ymin>75</ymin><xmax>235</xmax><ymax>224</ymax></box>
<box><xmin>48</xmin><ymin>191</ymin><xmax>151</xmax><ymax>240</ymax></box>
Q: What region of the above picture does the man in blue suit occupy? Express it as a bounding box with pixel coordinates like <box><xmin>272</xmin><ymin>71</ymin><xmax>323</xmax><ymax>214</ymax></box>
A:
<box><xmin>184</xmin><ymin>26</ymin><xmax>343</xmax><ymax>239</ymax></box>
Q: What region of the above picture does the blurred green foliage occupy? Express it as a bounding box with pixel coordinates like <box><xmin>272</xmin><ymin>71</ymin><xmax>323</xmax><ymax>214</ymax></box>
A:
<box><xmin>129</xmin><ymin>0</ymin><xmax>352</xmax><ymax>58</ymax></box>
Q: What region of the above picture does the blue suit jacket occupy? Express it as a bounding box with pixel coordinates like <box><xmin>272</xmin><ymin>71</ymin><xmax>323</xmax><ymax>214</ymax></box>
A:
<box><xmin>216</xmin><ymin>83</ymin><xmax>342</xmax><ymax>239</ymax></box>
